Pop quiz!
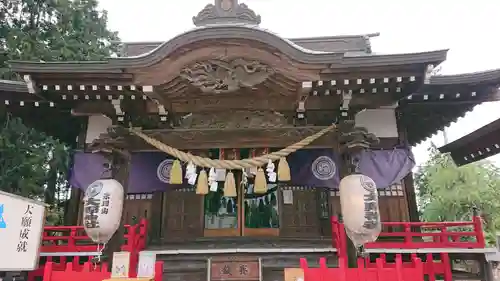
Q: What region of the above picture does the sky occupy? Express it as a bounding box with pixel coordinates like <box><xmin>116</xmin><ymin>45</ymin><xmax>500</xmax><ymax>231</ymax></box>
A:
<box><xmin>98</xmin><ymin>0</ymin><xmax>500</xmax><ymax>168</ymax></box>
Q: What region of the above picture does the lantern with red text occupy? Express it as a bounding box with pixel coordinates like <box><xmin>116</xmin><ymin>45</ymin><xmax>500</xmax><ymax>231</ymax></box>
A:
<box><xmin>339</xmin><ymin>174</ymin><xmax>381</xmax><ymax>248</ymax></box>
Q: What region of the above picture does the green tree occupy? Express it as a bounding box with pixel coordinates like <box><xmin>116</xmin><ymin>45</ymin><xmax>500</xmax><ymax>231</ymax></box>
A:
<box><xmin>0</xmin><ymin>0</ymin><xmax>119</xmax><ymax>78</ymax></box>
<box><xmin>415</xmin><ymin>145</ymin><xmax>500</xmax><ymax>244</ymax></box>
<box><xmin>0</xmin><ymin>0</ymin><xmax>119</xmax><ymax>224</ymax></box>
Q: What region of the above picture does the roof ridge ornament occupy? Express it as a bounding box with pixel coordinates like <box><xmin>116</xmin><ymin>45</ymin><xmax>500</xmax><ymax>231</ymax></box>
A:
<box><xmin>193</xmin><ymin>0</ymin><xmax>261</xmax><ymax>27</ymax></box>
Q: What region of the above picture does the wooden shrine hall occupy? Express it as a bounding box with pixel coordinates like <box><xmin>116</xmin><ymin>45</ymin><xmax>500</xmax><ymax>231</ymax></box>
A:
<box><xmin>2</xmin><ymin>0</ymin><xmax>500</xmax><ymax>280</ymax></box>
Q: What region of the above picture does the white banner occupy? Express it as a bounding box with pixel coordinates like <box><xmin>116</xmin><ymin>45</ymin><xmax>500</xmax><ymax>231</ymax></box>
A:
<box><xmin>0</xmin><ymin>190</ymin><xmax>46</xmax><ymax>271</ymax></box>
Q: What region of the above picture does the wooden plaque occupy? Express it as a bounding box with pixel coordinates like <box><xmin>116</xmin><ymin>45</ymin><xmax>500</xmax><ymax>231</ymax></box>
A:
<box><xmin>210</xmin><ymin>257</ymin><xmax>260</xmax><ymax>281</ymax></box>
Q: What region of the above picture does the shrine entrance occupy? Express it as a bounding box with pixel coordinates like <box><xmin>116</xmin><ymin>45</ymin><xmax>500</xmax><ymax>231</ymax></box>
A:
<box><xmin>203</xmin><ymin>177</ymin><xmax>280</xmax><ymax>237</ymax></box>
<box><xmin>203</xmin><ymin>149</ymin><xmax>280</xmax><ymax>237</ymax></box>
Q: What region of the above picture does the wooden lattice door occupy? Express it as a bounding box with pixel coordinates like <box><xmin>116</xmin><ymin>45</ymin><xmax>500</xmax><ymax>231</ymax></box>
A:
<box><xmin>163</xmin><ymin>188</ymin><xmax>203</xmax><ymax>240</ymax></box>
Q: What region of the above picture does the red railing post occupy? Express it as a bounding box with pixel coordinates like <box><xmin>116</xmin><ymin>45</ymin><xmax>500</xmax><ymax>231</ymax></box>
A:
<box><xmin>69</xmin><ymin>228</ymin><xmax>77</xmax><ymax>252</ymax></box>
<box><xmin>43</xmin><ymin>261</ymin><xmax>54</xmax><ymax>281</ymax></box>
<box><xmin>331</xmin><ymin>216</ymin><xmax>338</xmax><ymax>249</ymax></box>
<box><xmin>139</xmin><ymin>218</ymin><xmax>148</xmax><ymax>249</ymax></box>
<box><xmin>154</xmin><ymin>261</ymin><xmax>164</xmax><ymax>281</ymax></box>
<box><xmin>403</xmin><ymin>223</ymin><xmax>412</xmax><ymax>246</ymax></box>
<box><xmin>439</xmin><ymin>226</ymin><xmax>448</xmax><ymax>247</ymax></box>
<box><xmin>473</xmin><ymin>215</ymin><xmax>486</xmax><ymax>247</ymax></box>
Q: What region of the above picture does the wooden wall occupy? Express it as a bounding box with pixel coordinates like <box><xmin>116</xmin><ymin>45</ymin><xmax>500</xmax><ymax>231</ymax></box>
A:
<box><xmin>154</xmin><ymin>186</ymin><xmax>329</xmax><ymax>240</ymax></box>
<box><xmin>330</xmin><ymin>182</ymin><xmax>410</xmax><ymax>232</ymax></box>
<box><xmin>77</xmin><ymin>193</ymin><xmax>155</xmax><ymax>226</ymax></box>
<box><xmin>75</xmin><ymin>180</ymin><xmax>411</xmax><ymax>240</ymax></box>
<box><xmin>105</xmin><ymin>183</ymin><xmax>411</xmax><ymax>240</ymax></box>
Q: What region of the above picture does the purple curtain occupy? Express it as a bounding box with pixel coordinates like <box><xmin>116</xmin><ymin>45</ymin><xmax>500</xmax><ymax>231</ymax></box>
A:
<box><xmin>69</xmin><ymin>153</ymin><xmax>108</xmax><ymax>191</ymax></box>
<box><xmin>288</xmin><ymin>149</ymin><xmax>340</xmax><ymax>190</ymax></box>
<box><xmin>69</xmin><ymin>152</ymin><xmax>183</xmax><ymax>193</ymax></box>
<box><xmin>69</xmin><ymin>148</ymin><xmax>412</xmax><ymax>192</ymax></box>
<box><xmin>128</xmin><ymin>152</ymin><xmax>182</xmax><ymax>193</ymax></box>
<box><xmin>356</xmin><ymin>148</ymin><xmax>415</xmax><ymax>189</ymax></box>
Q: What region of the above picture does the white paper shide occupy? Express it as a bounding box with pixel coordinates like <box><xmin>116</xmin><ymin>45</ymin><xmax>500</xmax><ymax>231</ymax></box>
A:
<box><xmin>339</xmin><ymin>174</ymin><xmax>381</xmax><ymax>248</ymax></box>
<box><xmin>83</xmin><ymin>179</ymin><xmax>124</xmax><ymax>243</ymax></box>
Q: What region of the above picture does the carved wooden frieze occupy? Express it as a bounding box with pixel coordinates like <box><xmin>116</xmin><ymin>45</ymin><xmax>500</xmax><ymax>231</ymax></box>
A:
<box><xmin>88</xmin><ymin>126</ymin><xmax>399</xmax><ymax>151</ymax></box>
<box><xmin>178</xmin><ymin>110</ymin><xmax>290</xmax><ymax>129</ymax></box>
<box><xmin>179</xmin><ymin>58</ymin><xmax>274</xmax><ymax>93</ymax></box>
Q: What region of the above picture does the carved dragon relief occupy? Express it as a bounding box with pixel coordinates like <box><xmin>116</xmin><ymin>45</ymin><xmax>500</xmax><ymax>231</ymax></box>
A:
<box><xmin>178</xmin><ymin>110</ymin><xmax>289</xmax><ymax>129</ymax></box>
<box><xmin>179</xmin><ymin>58</ymin><xmax>275</xmax><ymax>94</ymax></box>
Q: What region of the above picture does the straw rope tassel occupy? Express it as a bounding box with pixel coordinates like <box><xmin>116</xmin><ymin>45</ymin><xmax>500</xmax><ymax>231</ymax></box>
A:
<box><xmin>129</xmin><ymin>124</ymin><xmax>336</xmax><ymax>169</ymax></box>
<box><xmin>254</xmin><ymin>167</ymin><xmax>267</xmax><ymax>194</ymax></box>
<box><xmin>170</xmin><ymin>159</ymin><xmax>183</xmax><ymax>184</ymax></box>
<box><xmin>224</xmin><ymin>171</ymin><xmax>237</xmax><ymax>197</ymax></box>
<box><xmin>278</xmin><ymin>157</ymin><xmax>291</xmax><ymax>181</ymax></box>
<box><xmin>196</xmin><ymin>169</ymin><xmax>209</xmax><ymax>195</ymax></box>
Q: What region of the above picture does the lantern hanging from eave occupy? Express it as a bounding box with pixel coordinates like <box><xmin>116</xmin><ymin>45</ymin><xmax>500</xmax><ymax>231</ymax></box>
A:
<box><xmin>339</xmin><ymin>174</ymin><xmax>381</xmax><ymax>249</ymax></box>
<box><xmin>82</xmin><ymin>179</ymin><xmax>124</xmax><ymax>244</ymax></box>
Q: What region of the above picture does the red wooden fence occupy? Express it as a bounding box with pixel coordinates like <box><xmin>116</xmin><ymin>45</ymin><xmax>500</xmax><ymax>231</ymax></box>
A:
<box><xmin>300</xmin><ymin>255</ymin><xmax>424</xmax><ymax>281</ymax></box>
<box><xmin>28</xmin><ymin>219</ymin><xmax>148</xmax><ymax>281</ymax></box>
<box><xmin>41</xmin><ymin>219</ymin><xmax>148</xmax><ymax>252</ymax></box>
<box><xmin>331</xmin><ymin>216</ymin><xmax>485</xmax><ymax>251</ymax></box>
<box><xmin>364</xmin><ymin>253</ymin><xmax>453</xmax><ymax>281</ymax></box>
<box><xmin>43</xmin><ymin>261</ymin><xmax>163</xmax><ymax>281</ymax></box>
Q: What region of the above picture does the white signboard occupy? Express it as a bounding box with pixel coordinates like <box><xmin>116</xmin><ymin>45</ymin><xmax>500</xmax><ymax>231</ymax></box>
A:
<box><xmin>0</xmin><ymin>190</ymin><xmax>46</xmax><ymax>271</ymax></box>
<box><xmin>111</xmin><ymin>251</ymin><xmax>131</xmax><ymax>278</ymax></box>
<box><xmin>137</xmin><ymin>251</ymin><xmax>156</xmax><ymax>278</ymax></box>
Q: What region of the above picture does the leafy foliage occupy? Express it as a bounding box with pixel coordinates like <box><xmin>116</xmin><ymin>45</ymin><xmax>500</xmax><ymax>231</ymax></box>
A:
<box><xmin>0</xmin><ymin>0</ymin><xmax>119</xmax><ymax>78</ymax></box>
<box><xmin>415</xmin><ymin>145</ymin><xmax>500</xmax><ymax>244</ymax></box>
<box><xmin>0</xmin><ymin>0</ymin><xmax>119</xmax><ymax>225</ymax></box>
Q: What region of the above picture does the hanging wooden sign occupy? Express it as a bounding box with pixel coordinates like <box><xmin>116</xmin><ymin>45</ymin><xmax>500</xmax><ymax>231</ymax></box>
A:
<box><xmin>210</xmin><ymin>257</ymin><xmax>260</xmax><ymax>281</ymax></box>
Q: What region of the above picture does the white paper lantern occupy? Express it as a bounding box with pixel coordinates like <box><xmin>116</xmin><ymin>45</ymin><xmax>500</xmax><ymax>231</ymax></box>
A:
<box><xmin>83</xmin><ymin>179</ymin><xmax>124</xmax><ymax>244</ymax></box>
<box><xmin>339</xmin><ymin>174</ymin><xmax>381</xmax><ymax>248</ymax></box>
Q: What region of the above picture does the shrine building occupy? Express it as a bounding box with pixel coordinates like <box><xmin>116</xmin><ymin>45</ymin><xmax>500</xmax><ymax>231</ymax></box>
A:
<box><xmin>1</xmin><ymin>0</ymin><xmax>500</xmax><ymax>280</ymax></box>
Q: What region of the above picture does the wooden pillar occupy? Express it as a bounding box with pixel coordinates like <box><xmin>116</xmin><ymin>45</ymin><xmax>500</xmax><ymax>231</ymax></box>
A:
<box><xmin>338</xmin><ymin>118</ymin><xmax>380</xmax><ymax>267</ymax></box>
<box><xmin>395</xmin><ymin>107</ymin><xmax>419</xmax><ymax>222</ymax></box>
<box><xmin>149</xmin><ymin>191</ymin><xmax>164</xmax><ymax>243</ymax></box>
<box><xmin>103</xmin><ymin>149</ymin><xmax>131</xmax><ymax>263</ymax></box>
<box><xmin>64</xmin><ymin>117</ymin><xmax>88</xmax><ymax>225</ymax></box>
<box><xmin>338</xmin><ymin>147</ymin><xmax>358</xmax><ymax>267</ymax></box>
<box><xmin>480</xmin><ymin>256</ymin><xmax>496</xmax><ymax>281</ymax></box>
<box><xmin>338</xmin><ymin>118</ymin><xmax>358</xmax><ymax>268</ymax></box>
<box><xmin>64</xmin><ymin>188</ymin><xmax>82</xmax><ymax>225</ymax></box>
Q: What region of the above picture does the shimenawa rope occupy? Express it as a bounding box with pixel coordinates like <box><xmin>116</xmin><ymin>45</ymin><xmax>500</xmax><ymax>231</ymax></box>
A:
<box><xmin>128</xmin><ymin>124</ymin><xmax>336</xmax><ymax>169</ymax></box>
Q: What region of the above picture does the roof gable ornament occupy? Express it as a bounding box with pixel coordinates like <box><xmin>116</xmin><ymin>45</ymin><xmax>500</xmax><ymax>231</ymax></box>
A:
<box><xmin>193</xmin><ymin>0</ymin><xmax>261</xmax><ymax>26</ymax></box>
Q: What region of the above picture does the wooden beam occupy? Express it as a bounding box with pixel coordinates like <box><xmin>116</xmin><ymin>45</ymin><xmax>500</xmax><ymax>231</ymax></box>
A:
<box><xmin>90</xmin><ymin>126</ymin><xmax>399</xmax><ymax>151</ymax></box>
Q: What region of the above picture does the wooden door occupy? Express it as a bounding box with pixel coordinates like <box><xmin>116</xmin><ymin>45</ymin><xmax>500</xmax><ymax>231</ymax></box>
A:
<box><xmin>123</xmin><ymin>193</ymin><xmax>154</xmax><ymax>225</ymax></box>
<box><xmin>280</xmin><ymin>187</ymin><xmax>321</xmax><ymax>237</ymax></box>
<box><xmin>203</xmin><ymin>182</ymin><xmax>241</xmax><ymax>237</ymax></box>
<box><xmin>242</xmin><ymin>183</ymin><xmax>280</xmax><ymax>237</ymax></box>
<box><xmin>163</xmin><ymin>187</ymin><xmax>203</xmax><ymax>240</ymax></box>
<box><xmin>204</xmin><ymin>149</ymin><xmax>241</xmax><ymax>237</ymax></box>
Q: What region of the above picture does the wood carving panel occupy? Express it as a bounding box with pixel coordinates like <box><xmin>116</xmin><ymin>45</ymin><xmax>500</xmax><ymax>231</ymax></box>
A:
<box><xmin>146</xmin><ymin>127</ymin><xmax>336</xmax><ymax>149</ymax></box>
<box><xmin>89</xmin><ymin>127</ymin><xmax>337</xmax><ymax>151</ymax></box>
<box><xmin>171</xmin><ymin>96</ymin><xmax>296</xmax><ymax>112</ymax></box>
<box><xmin>132</xmin><ymin>45</ymin><xmax>321</xmax><ymax>86</ymax></box>
<box><xmin>178</xmin><ymin>110</ymin><xmax>290</xmax><ymax>129</ymax></box>
<box><xmin>180</xmin><ymin>58</ymin><xmax>274</xmax><ymax>93</ymax></box>
<box><xmin>89</xmin><ymin>128</ymin><xmax>399</xmax><ymax>152</ymax></box>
